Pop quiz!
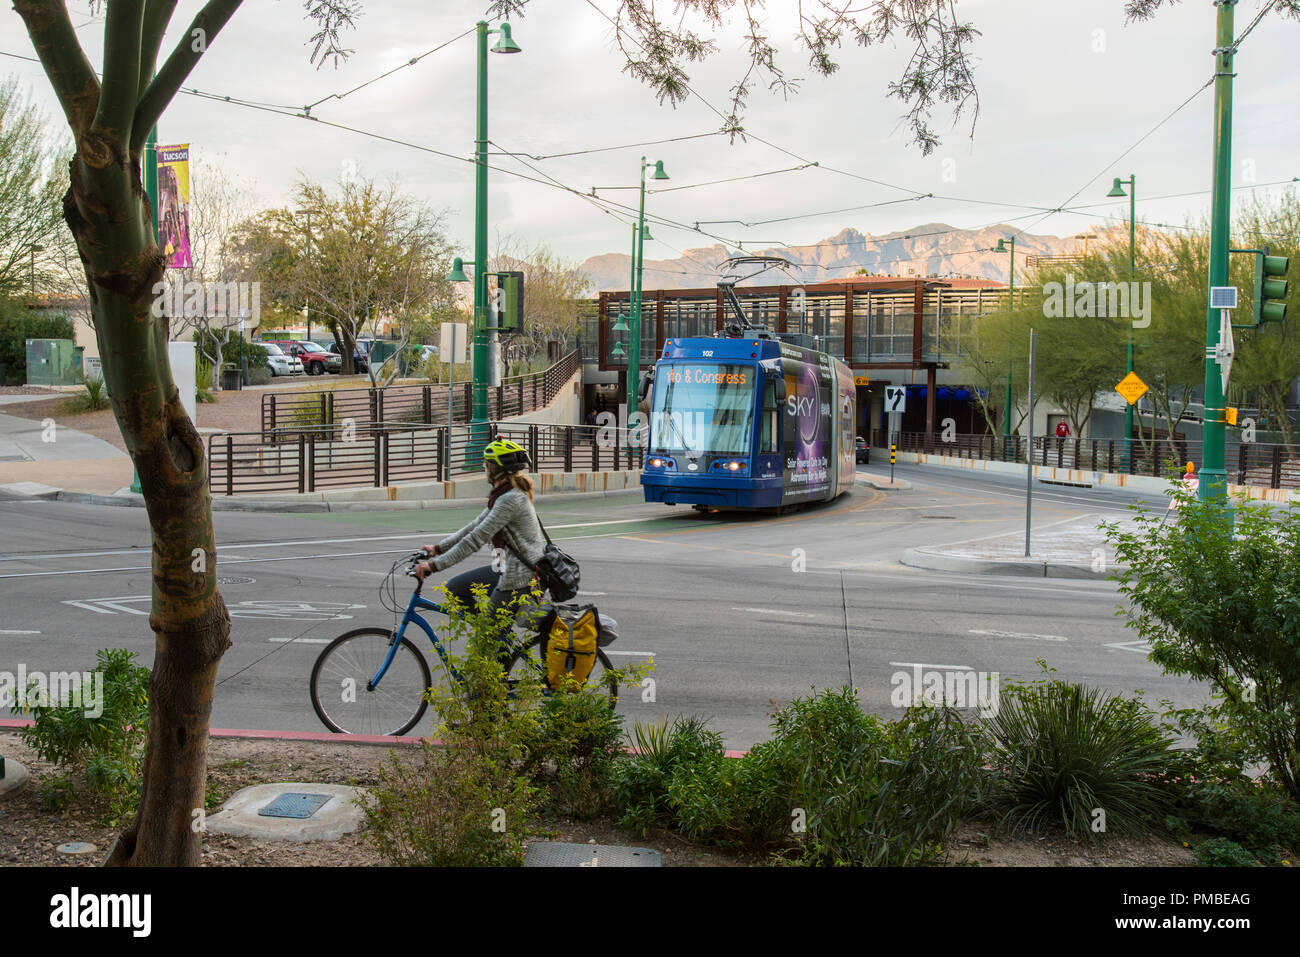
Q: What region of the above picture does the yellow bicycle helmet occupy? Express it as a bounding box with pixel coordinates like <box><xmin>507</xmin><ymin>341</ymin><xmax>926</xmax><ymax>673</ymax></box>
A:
<box><xmin>483</xmin><ymin>436</ymin><xmax>530</xmax><ymax>473</ymax></box>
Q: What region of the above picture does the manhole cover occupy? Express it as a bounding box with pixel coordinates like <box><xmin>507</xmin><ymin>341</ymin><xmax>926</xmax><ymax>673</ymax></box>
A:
<box><xmin>257</xmin><ymin>792</ymin><xmax>333</xmax><ymax>819</ymax></box>
<box><xmin>218</xmin><ymin>576</ymin><xmax>255</xmax><ymax>585</ymax></box>
<box><xmin>57</xmin><ymin>842</ymin><xmax>98</xmax><ymax>855</ymax></box>
<box><xmin>524</xmin><ymin>842</ymin><xmax>661</xmax><ymax>867</ymax></box>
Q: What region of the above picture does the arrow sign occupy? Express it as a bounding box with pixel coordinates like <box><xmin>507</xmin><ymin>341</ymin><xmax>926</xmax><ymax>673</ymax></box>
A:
<box><xmin>885</xmin><ymin>386</ymin><xmax>907</xmax><ymax>413</ymax></box>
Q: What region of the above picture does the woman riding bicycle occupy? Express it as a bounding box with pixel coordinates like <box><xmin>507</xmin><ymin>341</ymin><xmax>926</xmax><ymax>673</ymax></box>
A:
<box><xmin>413</xmin><ymin>437</ymin><xmax>547</xmax><ymax>638</ymax></box>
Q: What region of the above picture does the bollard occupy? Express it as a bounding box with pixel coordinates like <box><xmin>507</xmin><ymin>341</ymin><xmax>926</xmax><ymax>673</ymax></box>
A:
<box><xmin>890</xmin><ymin>443</ymin><xmax>896</xmax><ymax>482</ymax></box>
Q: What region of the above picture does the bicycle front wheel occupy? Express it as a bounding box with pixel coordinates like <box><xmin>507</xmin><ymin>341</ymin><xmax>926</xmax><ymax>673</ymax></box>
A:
<box><xmin>310</xmin><ymin>628</ymin><xmax>432</xmax><ymax>735</ymax></box>
<box><xmin>505</xmin><ymin>638</ymin><xmax>619</xmax><ymax>709</ymax></box>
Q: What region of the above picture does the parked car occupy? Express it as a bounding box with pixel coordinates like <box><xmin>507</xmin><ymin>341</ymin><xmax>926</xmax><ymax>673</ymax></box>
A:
<box><xmin>261</xmin><ymin>342</ymin><xmax>304</xmax><ymax>377</ymax></box>
<box><xmin>326</xmin><ymin>341</ymin><xmax>369</xmax><ymax>374</ymax></box>
<box><xmin>855</xmin><ymin>435</ymin><xmax>870</xmax><ymax>464</ymax></box>
<box><xmin>268</xmin><ymin>339</ymin><xmax>341</xmax><ymax>375</ymax></box>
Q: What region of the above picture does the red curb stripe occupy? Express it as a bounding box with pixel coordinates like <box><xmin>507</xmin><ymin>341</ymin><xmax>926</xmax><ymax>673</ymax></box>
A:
<box><xmin>2</xmin><ymin>718</ymin><xmax>749</xmax><ymax>756</ymax></box>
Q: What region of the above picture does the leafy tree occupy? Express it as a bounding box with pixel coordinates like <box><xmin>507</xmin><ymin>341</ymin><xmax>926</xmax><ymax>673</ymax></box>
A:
<box><xmin>14</xmin><ymin>0</ymin><xmax>984</xmax><ymax>867</ymax></box>
<box><xmin>232</xmin><ymin>173</ymin><xmax>455</xmax><ymax>385</ymax></box>
<box><xmin>490</xmin><ymin>238</ymin><xmax>591</xmax><ymax>374</ymax></box>
<box><xmin>0</xmin><ymin>74</ymin><xmax>71</xmax><ymax>297</ymax></box>
<box><xmin>165</xmin><ymin>155</ymin><xmax>261</xmax><ymax>391</ymax></box>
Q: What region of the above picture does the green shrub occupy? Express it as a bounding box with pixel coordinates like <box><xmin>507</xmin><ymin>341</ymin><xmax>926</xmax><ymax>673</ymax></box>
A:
<box><xmin>775</xmin><ymin>690</ymin><xmax>985</xmax><ymax>865</ymax></box>
<box><xmin>614</xmin><ymin>716</ymin><xmax>725</xmax><ymax>835</ymax></box>
<box><xmin>981</xmin><ymin>679</ymin><xmax>1176</xmax><ymax>839</ymax></box>
<box><xmin>613</xmin><ymin>690</ymin><xmax>985</xmax><ymax>865</ymax></box>
<box><xmin>18</xmin><ymin>648</ymin><xmax>151</xmax><ymax>825</ymax></box>
<box><xmin>1107</xmin><ymin>492</ymin><xmax>1300</xmax><ymax>801</ymax></box>
<box><xmin>1195</xmin><ymin>838</ymin><xmax>1261</xmax><ymax>867</ymax></box>
<box><xmin>524</xmin><ymin>688</ymin><xmax>625</xmax><ymax>820</ymax></box>
<box><xmin>1159</xmin><ymin>705</ymin><xmax>1300</xmax><ymax>865</ymax></box>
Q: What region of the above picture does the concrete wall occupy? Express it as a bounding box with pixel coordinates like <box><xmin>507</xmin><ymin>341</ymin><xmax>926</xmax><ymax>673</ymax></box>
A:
<box><xmin>503</xmin><ymin>369</ymin><xmax>582</xmax><ymax>426</ymax></box>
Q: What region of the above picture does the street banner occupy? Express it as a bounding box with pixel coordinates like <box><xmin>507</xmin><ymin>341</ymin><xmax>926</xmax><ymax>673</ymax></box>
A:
<box><xmin>156</xmin><ymin>144</ymin><xmax>193</xmax><ymax>268</ymax></box>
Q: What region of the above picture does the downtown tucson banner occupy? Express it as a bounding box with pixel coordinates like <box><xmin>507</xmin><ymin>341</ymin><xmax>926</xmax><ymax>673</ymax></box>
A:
<box><xmin>156</xmin><ymin>143</ymin><xmax>193</xmax><ymax>269</ymax></box>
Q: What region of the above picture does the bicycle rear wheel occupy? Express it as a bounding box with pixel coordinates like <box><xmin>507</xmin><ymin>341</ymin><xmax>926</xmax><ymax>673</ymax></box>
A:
<box><xmin>505</xmin><ymin>638</ymin><xmax>618</xmax><ymax>708</ymax></box>
<box><xmin>310</xmin><ymin>628</ymin><xmax>432</xmax><ymax>735</ymax></box>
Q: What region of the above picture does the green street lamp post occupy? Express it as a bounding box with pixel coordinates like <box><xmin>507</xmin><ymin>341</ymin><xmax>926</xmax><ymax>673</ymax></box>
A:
<box><xmin>628</xmin><ymin>158</ymin><xmax>668</xmax><ymax>452</ymax></box>
<box><xmin>1200</xmin><ymin>1</ymin><xmax>1235</xmax><ymax>505</ymax></box>
<box><xmin>994</xmin><ymin>236</ymin><xmax>1016</xmax><ymax>450</ymax></box>
<box><xmin>1108</xmin><ymin>175</ymin><xmax>1137</xmax><ymax>467</ymax></box>
<box><xmin>447</xmin><ymin>21</ymin><xmax>520</xmax><ymax>466</ymax></box>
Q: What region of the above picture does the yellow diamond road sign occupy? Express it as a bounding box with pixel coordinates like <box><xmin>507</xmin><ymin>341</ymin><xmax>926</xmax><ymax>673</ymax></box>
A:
<box><xmin>1115</xmin><ymin>371</ymin><xmax>1148</xmax><ymax>405</ymax></box>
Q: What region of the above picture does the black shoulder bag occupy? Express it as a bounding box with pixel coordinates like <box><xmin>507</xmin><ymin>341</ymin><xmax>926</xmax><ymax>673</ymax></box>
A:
<box><xmin>504</xmin><ymin>517</ymin><xmax>581</xmax><ymax>602</ymax></box>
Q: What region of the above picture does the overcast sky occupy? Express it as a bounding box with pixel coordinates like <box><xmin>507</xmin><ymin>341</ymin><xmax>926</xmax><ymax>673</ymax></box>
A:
<box><xmin>3</xmin><ymin>0</ymin><xmax>1298</xmax><ymax>273</ymax></box>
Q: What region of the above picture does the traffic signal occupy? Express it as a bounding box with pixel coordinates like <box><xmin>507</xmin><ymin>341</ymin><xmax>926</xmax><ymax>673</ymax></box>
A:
<box><xmin>1254</xmin><ymin>250</ymin><xmax>1289</xmax><ymax>325</ymax></box>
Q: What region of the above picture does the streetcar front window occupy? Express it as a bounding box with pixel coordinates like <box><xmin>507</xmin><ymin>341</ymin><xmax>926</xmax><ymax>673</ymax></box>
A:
<box><xmin>651</xmin><ymin>363</ymin><xmax>755</xmax><ymax>455</ymax></box>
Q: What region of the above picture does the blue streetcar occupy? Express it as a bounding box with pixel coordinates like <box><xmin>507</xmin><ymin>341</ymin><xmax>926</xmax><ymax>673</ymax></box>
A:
<box><xmin>640</xmin><ymin>333</ymin><xmax>857</xmax><ymax>511</ymax></box>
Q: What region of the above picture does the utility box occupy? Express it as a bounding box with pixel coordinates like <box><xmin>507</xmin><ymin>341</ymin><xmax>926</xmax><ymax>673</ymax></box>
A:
<box><xmin>25</xmin><ymin>338</ymin><xmax>79</xmax><ymax>386</ymax></box>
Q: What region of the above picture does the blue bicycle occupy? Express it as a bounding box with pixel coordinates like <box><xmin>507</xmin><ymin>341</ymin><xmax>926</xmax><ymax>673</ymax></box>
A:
<box><xmin>309</xmin><ymin>550</ymin><xmax>618</xmax><ymax>735</ymax></box>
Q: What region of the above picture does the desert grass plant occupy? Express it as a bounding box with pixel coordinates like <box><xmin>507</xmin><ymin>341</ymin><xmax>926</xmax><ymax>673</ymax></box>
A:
<box><xmin>980</xmin><ymin>676</ymin><xmax>1176</xmax><ymax>840</ymax></box>
<box><xmin>1107</xmin><ymin>488</ymin><xmax>1300</xmax><ymax>801</ymax></box>
<box><xmin>65</xmin><ymin>376</ymin><xmax>111</xmax><ymax>412</ymax></box>
<box><xmin>18</xmin><ymin>648</ymin><xmax>150</xmax><ymax>825</ymax></box>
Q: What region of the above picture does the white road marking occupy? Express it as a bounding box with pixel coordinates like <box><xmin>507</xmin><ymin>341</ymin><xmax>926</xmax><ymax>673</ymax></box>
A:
<box><xmin>731</xmin><ymin>606</ymin><xmax>816</xmax><ymax>618</ymax></box>
<box><xmin>63</xmin><ymin>597</ymin><xmax>365</xmax><ymax>620</ymax></box>
<box><xmin>969</xmin><ymin>629</ymin><xmax>1069</xmax><ymax>642</ymax></box>
<box><xmin>890</xmin><ymin>662</ymin><xmax>973</xmax><ymax>671</ymax></box>
<box><xmin>603</xmin><ymin>650</ymin><xmax>656</xmax><ymax>657</ymax></box>
<box><xmin>0</xmin><ymin>517</ymin><xmax>668</xmax><ymax>563</ymax></box>
<box><xmin>1105</xmin><ymin>640</ymin><xmax>1151</xmax><ymax>654</ymax></box>
<box><xmin>269</xmin><ymin>637</ymin><xmax>331</xmax><ymax>644</ymax></box>
<box><xmin>0</xmin><ymin>629</ymin><xmax>40</xmax><ymax>634</ymax></box>
<box><xmin>577</xmin><ymin>591</ymin><xmax>607</xmax><ymax>596</ymax></box>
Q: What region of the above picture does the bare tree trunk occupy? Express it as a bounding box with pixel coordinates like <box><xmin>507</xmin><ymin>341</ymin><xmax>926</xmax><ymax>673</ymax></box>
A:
<box><xmin>64</xmin><ymin>134</ymin><xmax>230</xmax><ymax>868</ymax></box>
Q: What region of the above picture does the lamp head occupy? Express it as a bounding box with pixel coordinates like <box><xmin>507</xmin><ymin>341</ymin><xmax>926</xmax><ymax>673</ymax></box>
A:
<box><xmin>640</xmin><ymin>224</ymin><xmax>654</xmax><ymax>241</ymax></box>
<box><xmin>650</xmin><ymin>160</ymin><xmax>669</xmax><ymax>181</ymax></box>
<box><xmin>446</xmin><ymin>257</ymin><xmax>470</xmax><ymax>283</ymax></box>
<box><xmin>491</xmin><ymin>22</ymin><xmax>521</xmax><ymax>53</ymax></box>
<box><xmin>611</xmin><ymin>340</ymin><xmax>626</xmax><ymax>357</ymax></box>
<box><xmin>612</xmin><ymin>312</ymin><xmax>630</xmax><ymax>333</ymax></box>
<box><xmin>1107</xmin><ymin>177</ymin><xmax>1128</xmax><ymax>198</ymax></box>
<box><xmin>994</xmin><ymin>239</ymin><xmax>1008</xmax><ymax>254</ymax></box>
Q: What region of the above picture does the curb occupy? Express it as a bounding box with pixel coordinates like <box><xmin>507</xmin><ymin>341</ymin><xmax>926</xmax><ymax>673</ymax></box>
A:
<box><xmin>899</xmin><ymin>547</ymin><xmax>1118</xmax><ymax>580</ymax></box>
<box><xmin>45</xmin><ymin>484</ymin><xmax>647</xmax><ymax>513</ymax></box>
<box><xmin>859</xmin><ymin>475</ymin><xmax>912</xmax><ymax>491</ymax></box>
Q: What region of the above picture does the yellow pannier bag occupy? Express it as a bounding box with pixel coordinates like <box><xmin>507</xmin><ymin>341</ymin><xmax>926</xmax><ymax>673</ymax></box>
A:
<box><xmin>545</xmin><ymin>604</ymin><xmax>599</xmax><ymax>691</ymax></box>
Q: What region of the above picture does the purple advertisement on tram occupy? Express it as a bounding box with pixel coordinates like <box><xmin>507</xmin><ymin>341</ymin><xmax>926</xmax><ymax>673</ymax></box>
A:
<box><xmin>781</xmin><ymin>346</ymin><xmax>832</xmax><ymax>503</ymax></box>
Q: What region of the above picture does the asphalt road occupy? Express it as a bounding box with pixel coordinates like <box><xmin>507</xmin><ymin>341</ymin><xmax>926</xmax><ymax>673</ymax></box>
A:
<box><xmin>0</xmin><ymin>464</ymin><xmax>1208</xmax><ymax>749</ymax></box>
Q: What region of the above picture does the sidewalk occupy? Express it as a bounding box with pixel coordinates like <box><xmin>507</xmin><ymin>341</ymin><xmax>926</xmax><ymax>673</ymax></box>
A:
<box><xmin>900</xmin><ymin>513</ymin><xmax>1136</xmax><ymax>579</ymax></box>
<box><xmin>0</xmin><ymin>410</ymin><xmax>134</xmax><ymax>497</ymax></box>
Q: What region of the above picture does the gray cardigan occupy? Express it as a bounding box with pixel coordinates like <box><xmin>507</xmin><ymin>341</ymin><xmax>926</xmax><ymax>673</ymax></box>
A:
<box><xmin>431</xmin><ymin>487</ymin><xmax>546</xmax><ymax>591</ymax></box>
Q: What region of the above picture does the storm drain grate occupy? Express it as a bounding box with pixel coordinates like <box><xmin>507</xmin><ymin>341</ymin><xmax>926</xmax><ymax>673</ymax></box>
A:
<box><xmin>257</xmin><ymin>792</ymin><xmax>333</xmax><ymax>819</ymax></box>
<box><xmin>524</xmin><ymin>842</ymin><xmax>661</xmax><ymax>867</ymax></box>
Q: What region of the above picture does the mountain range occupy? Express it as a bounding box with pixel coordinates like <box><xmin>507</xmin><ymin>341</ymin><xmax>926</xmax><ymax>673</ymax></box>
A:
<box><xmin>577</xmin><ymin>222</ymin><xmax>1117</xmax><ymax>292</ymax></box>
